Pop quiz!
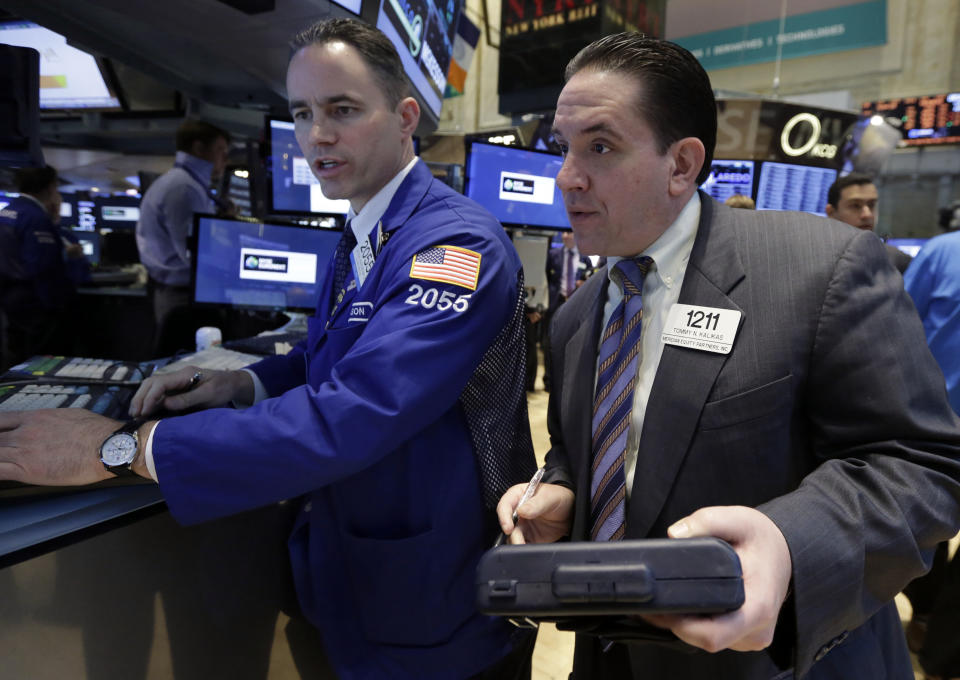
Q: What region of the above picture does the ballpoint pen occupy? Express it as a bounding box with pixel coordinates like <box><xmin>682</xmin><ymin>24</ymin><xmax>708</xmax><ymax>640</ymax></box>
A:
<box><xmin>494</xmin><ymin>466</ymin><xmax>545</xmax><ymax>547</ymax></box>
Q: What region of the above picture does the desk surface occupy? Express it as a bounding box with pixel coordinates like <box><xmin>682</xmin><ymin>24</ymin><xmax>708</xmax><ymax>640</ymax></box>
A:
<box><xmin>0</xmin><ymin>482</ymin><xmax>164</xmax><ymax>562</ymax></box>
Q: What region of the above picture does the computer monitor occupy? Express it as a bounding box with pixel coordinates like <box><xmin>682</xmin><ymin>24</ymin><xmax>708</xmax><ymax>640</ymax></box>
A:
<box><xmin>74</xmin><ymin>197</ymin><xmax>98</xmax><ymax>231</ymax></box>
<box><xmin>72</xmin><ymin>230</ymin><xmax>101</xmax><ymax>266</ymax></box>
<box><xmin>700</xmin><ymin>160</ymin><xmax>755</xmax><ymax>204</ymax></box>
<box><xmin>0</xmin><ymin>20</ymin><xmax>121</xmax><ymax>111</ymax></box>
<box><xmin>191</xmin><ymin>215</ymin><xmax>342</xmax><ymax>312</ymax></box>
<box><xmin>755</xmin><ymin>161</ymin><xmax>838</xmax><ymax>217</ymax></box>
<box><xmin>464</xmin><ymin>141</ymin><xmax>570</xmax><ymax>230</ymax></box>
<box><xmin>96</xmin><ymin>195</ymin><xmax>140</xmax><ymax>230</ymax></box>
<box><xmin>886</xmin><ymin>238</ymin><xmax>928</xmax><ymax>258</ymax></box>
<box><xmin>265</xmin><ymin>117</ymin><xmax>351</xmax><ymax>218</ymax></box>
<box><xmin>58</xmin><ymin>192</ymin><xmax>77</xmax><ymax>226</ymax></box>
<box><xmin>0</xmin><ymin>191</ymin><xmax>19</xmax><ymax>211</ymax></box>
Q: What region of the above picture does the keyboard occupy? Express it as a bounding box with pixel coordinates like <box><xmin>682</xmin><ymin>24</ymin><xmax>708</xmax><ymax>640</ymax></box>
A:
<box><xmin>156</xmin><ymin>346</ymin><xmax>263</xmax><ymax>375</ymax></box>
<box><xmin>0</xmin><ymin>383</ymin><xmax>134</xmax><ymax>418</ymax></box>
<box><xmin>5</xmin><ymin>355</ymin><xmax>142</xmax><ymax>382</ymax></box>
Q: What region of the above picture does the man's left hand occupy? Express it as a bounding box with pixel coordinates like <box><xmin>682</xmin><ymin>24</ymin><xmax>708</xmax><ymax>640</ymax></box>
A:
<box><xmin>0</xmin><ymin>409</ymin><xmax>121</xmax><ymax>485</ymax></box>
<box><xmin>643</xmin><ymin>505</ymin><xmax>793</xmax><ymax>653</ymax></box>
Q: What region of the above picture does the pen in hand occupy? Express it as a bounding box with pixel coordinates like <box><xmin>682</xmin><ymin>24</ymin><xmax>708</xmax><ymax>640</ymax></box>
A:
<box><xmin>494</xmin><ymin>466</ymin><xmax>545</xmax><ymax>547</ymax></box>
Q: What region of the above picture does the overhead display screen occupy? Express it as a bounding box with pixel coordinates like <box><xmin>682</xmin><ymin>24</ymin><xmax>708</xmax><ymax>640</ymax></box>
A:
<box><xmin>861</xmin><ymin>93</ymin><xmax>960</xmax><ymax>146</ymax></box>
<box><xmin>376</xmin><ymin>0</ymin><xmax>461</xmax><ymax>119</ymax></box>
<box><xmin>464</xmin><ymin>141</ymin><xmax>570</xmax><ymax>230</ymax></box>
<box><xmin>755</xmin><ymin>161</ymin><xmax>837</xmax><ymax>216</ymax></box>
<box><xmin>700</xmin><ymin>160</ymin><xmax>755</xmax><ymax>204</ymax></box>
<box><xmin>0</xmin><ymin>20</ymin><xmax>121</xmax><ymax>110</ymax></box>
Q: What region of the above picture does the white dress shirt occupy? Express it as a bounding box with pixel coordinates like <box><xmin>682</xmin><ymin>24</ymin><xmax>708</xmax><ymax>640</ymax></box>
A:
<box><xmin>599</xmin><ymin>193</ymin><xmax>701</xmax><ymax>500</ymax></box>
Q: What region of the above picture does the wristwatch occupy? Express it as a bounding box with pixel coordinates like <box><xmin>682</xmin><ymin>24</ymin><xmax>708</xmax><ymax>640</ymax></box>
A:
<box><xmin>99</xmin><ymin>420</ymin><xmax>142</xmax><ymax>476</ymax></box>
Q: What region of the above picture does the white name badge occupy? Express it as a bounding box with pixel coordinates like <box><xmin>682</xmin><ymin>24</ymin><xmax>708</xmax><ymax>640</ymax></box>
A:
<box><xmin>351</xmin><ymin>237</ymin><xmax>376</xmax><ymax>288</ymax></box>
<box><xmin>661</xmin><ymin>303</ymin><xmax>742</xmax><ymax>354</ymax></box>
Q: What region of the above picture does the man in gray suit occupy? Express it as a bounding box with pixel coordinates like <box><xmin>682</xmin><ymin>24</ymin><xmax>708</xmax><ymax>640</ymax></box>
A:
<box><xmin>497</xmin><ymin>33</ymin><xmax>960</xmax><ymax>679</ymax></box>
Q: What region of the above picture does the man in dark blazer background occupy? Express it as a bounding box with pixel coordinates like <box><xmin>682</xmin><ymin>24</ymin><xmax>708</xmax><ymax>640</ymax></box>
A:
<box><xmin>497</xmin><ymin>33</ymin><xmax>960</xmax><ymax>679</ymax></box>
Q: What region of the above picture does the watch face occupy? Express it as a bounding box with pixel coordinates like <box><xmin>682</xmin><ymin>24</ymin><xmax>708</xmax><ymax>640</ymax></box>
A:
<box><xmin>101</xmin><ymin>433</ymin><xmax>137</xmax><ymax>466</ymax></box>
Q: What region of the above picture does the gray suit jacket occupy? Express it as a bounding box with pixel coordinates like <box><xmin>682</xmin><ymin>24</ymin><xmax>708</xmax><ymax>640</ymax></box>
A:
<box><xmin>545</xmin><ymin>194</ymin><xmax>960</xmax><ymax>679</ymax></box>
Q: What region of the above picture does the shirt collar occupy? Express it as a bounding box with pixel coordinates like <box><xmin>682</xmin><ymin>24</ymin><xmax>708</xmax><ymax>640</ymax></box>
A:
<box><xmin>607</xmin><ymin>192</ymin><xmax>701</xmax><ymax>292</ymax></box>
<box><xmin>175</xmin><ymin>151</ymin><xmax>214</xmax><ymax>183</ymax></box>
<box><xmin>347</xmin><ymin>157</ymin><xmax>419</xmax><ymax>243</ymax></box>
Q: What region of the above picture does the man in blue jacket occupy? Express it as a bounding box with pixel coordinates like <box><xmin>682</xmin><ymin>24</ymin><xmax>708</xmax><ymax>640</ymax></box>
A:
<box><xmin>0</xmin><ymin>18</ymin><xmax>536</xmax><ymax>680</ymax></box>
<box><xmin>0</xmin><ymin>165</ymin><xmax>81</xmax><ymax>366</ymax></box>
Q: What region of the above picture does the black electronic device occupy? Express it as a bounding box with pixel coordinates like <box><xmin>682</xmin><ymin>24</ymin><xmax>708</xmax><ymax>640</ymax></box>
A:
<box><xmin>464</xmin><ymin>140</ymin><xmax>569</xmax><ymax>231</ymax></box>
<box><xmin>4</xmin><ymin>355</ymin><xmax>144</xmax><ymax>384</ymax></box>
<box><xmin>191</xmin><ymin>214</ymin><xmax>342</xmax><ymax>313</ymax></box>
<box><xmin>0</xmin><ymin>383</ymin><xmax>134</xmax><ymax>418</ymax></box>
<box><xmin>701</xmin><ymin>159</ymin><xmax>756</xmax><ymax>204</ymax></box>
<box><xmin>476</xmin><ymin>538</ymin><xmax>744</xmax><ymax>622</ymax></box>
<box><xmin>0</xmin><ymin>43</ymin><xmax>42</xmax><ymax>167</ymax></box>
<box><xmin>72</xmin><ymin>230</ymin><xmax>101</xmax><ymax>266</ymax></box>
<box><xmin>755</xmin><ymin>161</ymin><xmax>837</xmax><ymax>216</ymax></box>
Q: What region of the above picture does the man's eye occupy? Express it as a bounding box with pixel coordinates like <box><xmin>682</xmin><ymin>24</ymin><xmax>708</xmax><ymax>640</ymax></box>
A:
<box><xmin>558</xmin><ymin>144</ymin><xmax>569</xmax><ymax>155</ymax></box>
<box><xmin>292</xmin><ymin>110</ymin><xmax>310</xmax><ymax>121</ymax></box>
<box><xmin>593</xmin><ymin>143</ymin><xmax>610</xmax><ymax>154</ymax></box>
<box><xmin>334</xmin><ymin>106</ymin><xmax>355</xmax><ymax>116</ymax></box>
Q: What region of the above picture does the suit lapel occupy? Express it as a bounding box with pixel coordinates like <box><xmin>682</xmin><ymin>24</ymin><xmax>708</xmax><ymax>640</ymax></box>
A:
<box><xmin>626</xmin><ymin>195</ymin><xmax>746</xmax><ymax>538</ymax></box>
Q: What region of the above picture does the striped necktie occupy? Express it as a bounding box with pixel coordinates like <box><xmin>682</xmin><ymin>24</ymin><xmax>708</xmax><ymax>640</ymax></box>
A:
<box><xmin>331</xmin><ymin>221</ymin><xmax>357</xmax><ymax>304</ymax></box>
<box><xmin>590</xmin><ymin>256</ymin><xmax>653</xmax><ymax>541</ymax></box>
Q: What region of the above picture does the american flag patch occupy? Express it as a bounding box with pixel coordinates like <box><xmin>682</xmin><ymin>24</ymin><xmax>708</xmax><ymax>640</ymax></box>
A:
<box><xmin>409</xmin><ymin>245</ymin><xmax>482</xmax><ymax>290</ymax></box>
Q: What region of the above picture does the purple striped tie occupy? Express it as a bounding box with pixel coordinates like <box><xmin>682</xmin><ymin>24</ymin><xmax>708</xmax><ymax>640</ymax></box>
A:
<box><xmin>590</xmin><ymin>256</ymin><xmax>653</xmax><ymax>541</ymax></box>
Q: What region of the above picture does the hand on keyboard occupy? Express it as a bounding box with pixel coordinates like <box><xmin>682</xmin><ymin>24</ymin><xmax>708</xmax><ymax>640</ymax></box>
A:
<box><xmin>129</xmin><ymin>365</ymin><xmax>256</xmax><ymax>418</ymax></box>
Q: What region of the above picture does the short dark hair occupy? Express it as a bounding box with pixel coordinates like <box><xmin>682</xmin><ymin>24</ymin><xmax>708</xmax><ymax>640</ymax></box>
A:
<box><xmin>565</xmin><ymin>33</ymin><xmax>716</xmax><ymax>186</ymax></box>
<box><xmin>175</xmin><ymin>119</ymin><xmax>231</xmax><ymax>153</ymax></box>
<box><xmin>827</xmin><ymin>173</ymin><xmax>875</xmax><ymax>208</ymax></box>
<box><xmin>14</xmin><ymin>165</ymin><xmax>57</xmax><ymax>195</ymax></box>
<box><xmin>289</xmin><ymin>18</ymin><xmax>409</xmax><ymax>108</ymax></box>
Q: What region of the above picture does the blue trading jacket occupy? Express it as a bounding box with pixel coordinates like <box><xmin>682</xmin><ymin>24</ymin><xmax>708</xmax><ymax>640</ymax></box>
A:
<box><xmin>0</xmin><ymin>196</ymin><xmax>75</xmax><ymax>313</ymax></box>
<box><xmin>153</xmin><ymin>161</ymin><xmax>534</xmax><ymax>679</ymax></box>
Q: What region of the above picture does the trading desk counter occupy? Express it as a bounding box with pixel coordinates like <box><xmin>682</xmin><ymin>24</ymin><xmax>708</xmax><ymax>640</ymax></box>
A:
<box><xmin>0</xmin><ymin>484</ymin><xmax>334</xmax><ymax>679</ymax></box>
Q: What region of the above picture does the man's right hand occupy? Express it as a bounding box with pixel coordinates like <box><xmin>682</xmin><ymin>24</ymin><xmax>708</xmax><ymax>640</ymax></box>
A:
<box><xmin>496</xmin><ymin>482</ymin><xmax>574</xmax><ymax>544</ymax></box>
<box><xmin>129</xmin><ymin>366</ymin><xmax>254</xmax><ymax>418</ymax></box>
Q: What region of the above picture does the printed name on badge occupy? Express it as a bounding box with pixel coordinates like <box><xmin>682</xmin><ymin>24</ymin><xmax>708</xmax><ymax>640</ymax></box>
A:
<box><xmin>661</xmin><ymin>303</ymin><xmax>742</xmax><ymax>354</ymax></box>
<box><xmin>351</xmin><ymin>238</ymin><xmax>376</xmax><ymax>288</ymax></box>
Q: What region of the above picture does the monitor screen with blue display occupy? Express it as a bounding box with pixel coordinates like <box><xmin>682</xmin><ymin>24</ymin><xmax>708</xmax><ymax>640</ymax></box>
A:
<box><xmin>266</xmin><ymin>117</ymin><xmax>351</xmax><ymax>218</ymax></box>
<box><xmin>755</xmin><ymin>161</ymin><xmax>837</xmax><ymax>216</ymax></box>
<box><xmin>191</xmin><ymin>215</ymin><xmax>342</xmax><ymax>312</ymax></box>
<box><xmin>464</xmin><ymin>141</ymin><xmax>570</xmax><ymax>230</ymax></box>
<box><xmin>701</xmin><ymin>160</ymin><xmax>755</xmax><ymax>204</ymax></box>
<box><xmin>886</xmin><ymin>238</ymin><xmax>928</xmax><ymax>258</ymax></box>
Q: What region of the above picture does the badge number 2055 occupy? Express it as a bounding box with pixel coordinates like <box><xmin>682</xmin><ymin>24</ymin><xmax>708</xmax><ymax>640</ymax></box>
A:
<box><xmin>404</xmin><ymin>284</ymin><xmax>472</xmax><ymax>312</ymax></box>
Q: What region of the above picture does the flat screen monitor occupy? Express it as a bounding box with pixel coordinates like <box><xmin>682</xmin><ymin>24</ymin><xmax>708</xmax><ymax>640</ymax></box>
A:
<box><xmin>375</xmin><ymin>0</ymin><xmax>461</xmax><ymax>121</ymax></box>
<box><xmin>331</xmin><ymin>0</ymin><xmax>362</xmax><ymax>13</ymax></box>
<box><xmin>0</xmin><ymin>20</ymin><xmax>121</xmax><ymax>110</ymax></box>
<box><xmin>464</xmin><ymin>141</ymin><xmax>570</xmax><ymax>230</ymax></box>
<box><xmin>886</xmin><ymin>238</ymin><xmax>927</xmax><ymax>258</ymax></box>
<box><xmin>0</xmin><ymin>191</ymin><xmax>19</xmax><ymax>211</ymax></box>
<box><xmin>58</xmin><ymin>192</ymin><xmax>77</xmax><ymax>226</ymax></box>
<box><xmin>96</xmin><ymin>195</ymin><xmax>140</xmax><ymax>230</ymax></box>
<box><xmin>700</xmin><ymin>160</ymin><xmax>755</xmax><ymax>204</ymax></box>
<box><xmin>72</xmin><ymin>230</ymin><xmax>100</xmax><ymax>266</ymax></box>
<box><xmin>266</xmin><ymin>117</ymin><xmax>351</xmax><ymax>218</ymax></box>
<box><xmin>191</xmin><ymin>215</ymin><xmax>342</xmax><ymax>312</ymax></box>
<box><xmin>74</xmin><ymin>198</ymin><xmax>98</xmax><ymax>231</ymax></box>
<box><xmin>755</xmin><ymin>161</ymin><xmax>837</xmax><ymax>217</ymax></box>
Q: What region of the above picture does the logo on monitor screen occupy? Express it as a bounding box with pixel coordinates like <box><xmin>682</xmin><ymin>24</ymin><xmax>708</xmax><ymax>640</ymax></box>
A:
<box><xmin>499</xmin><ymin>171</ymin><xmax>556</xmax><ymax>205</ymax></box>
<box><xmin>243</xmin><ymin>254</ymin><xmax>288</xmax><ymax>274</ymax></box>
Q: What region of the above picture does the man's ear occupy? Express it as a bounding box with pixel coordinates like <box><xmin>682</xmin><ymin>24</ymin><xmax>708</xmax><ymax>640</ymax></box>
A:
<box><xmin>667</xmin><ymin>137</ymin><xmax>706</xmax><ymax>197</ymax></box>
<box><xmin>397</xmin><ymin>96</ymin><xmax>420</xmax><ymax>137</ymax></box>
<box><xmin>825</xmin><ymin>204</ymin><xmax>836</xmax><ymax>218</ymax></box>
